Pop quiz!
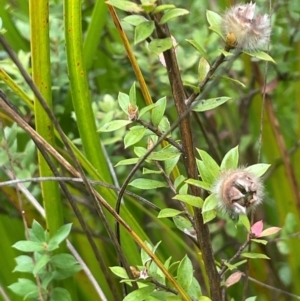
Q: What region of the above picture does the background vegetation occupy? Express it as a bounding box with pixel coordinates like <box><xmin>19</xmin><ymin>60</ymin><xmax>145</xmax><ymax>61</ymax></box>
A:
<box><xmin>0</xmin><ymin>0</ymin><xmax>299</xmax><ymax>300</ymax></box>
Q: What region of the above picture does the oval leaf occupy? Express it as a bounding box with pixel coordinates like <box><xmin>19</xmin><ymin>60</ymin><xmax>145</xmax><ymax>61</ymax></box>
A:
<box><xmin>221</xmin><ymin>145</ymin><xmax>239</xmax><ymax>170</ymax></box>
<box><xmin>243</xmin><ymin>50</ymin><xmax>276</xmax><ymax>63</ymax></box>
<box><xmin>98</xmin><ymin>120</ymin><xmax>132</xmax><ymax>132</ymax></box>
<box><xmin>129</xmin><ymin>178</ymin><xmax>167</xmax><ymax>189</ymax></box>
<box><xmin>192</xmin><ymin>97</ymin><xmax>231</xmax><ymax>112</ymax></box>
<box><xmin>149</xmin><ymin>37</ymin><xmax>173</xmax><ymax>55</ymax></box>
<box><xmin>177</xmin><ymin>255</ymin><xmax>193</xmax><ymax>291</ymax></box>
<box><xmin>123</xmin><ymin>285</ymin><xmax>155</xmax><ymax>301</ymax></box>
<box><xmin>241</xmin><ymin>252</ymin><xmax>270</xmax><ymax>259</ymax></box>
<box><xmin>206</xmin><ymin>10</ymin><xmax>224</xmax><ymax>39</ymax></box>
<box><xmin>198</xmin><ymin>57</ymin><xmax>210</xmax><ymax>83</ymax></box>
<box><xmin>158</xmin><ymin>208</ymin><xmax>183</xmax><ymax>218</ymax></box>
<box><xmin>259</xmin><ymin>227</ymin><xmax>281</xmax><ymax>238</ymax></box>
<box><xmin>245</xmin><ymin>163</ymin><xmax>270</xmax><ymax>177</ymax></box>
<box><xmin>185</xmin><ymin>179</ymin><xmax>212</xmax><ymax>192</ymax></box>
<box><xmin>152</xmin><ymin>97</ymin><xmax>166</xmax><ymax>127</ymax></box>
<box><xmin>186</xmin><ymin>39</ymin><xmax>209</xmax><ymax>61</ymax></box>
<box><xmin>159</xmin><ymin>8</ymin><xmax>190</xmax><ymax>25</ymax></box>
<box><xmin>203</xmin><ymin>193</ymin><xmax>218</xmax><ymax>212</ymax></box>
<box><xmin>134</xmin><ymin>21</ymin><xmax>155</xmax><ymax>44</ymax></box>
<box><xmin>124</xmin><ymin>127</ymin><xmax>146</xmax><ymax>148</ymax></box>
<box><xmin>173</xmin><ymin>194</ymin><xmax>204</xmax><ymax>208</ymax></box>
<box><xmin>226</xmin><ymin>271</ymin><xmax>243</xmax><ymax>287</ymax></box>
<box><xmin>106</xmin><ymin>0</ymin><xmax>142</xmax><ymax>13</ymax></box>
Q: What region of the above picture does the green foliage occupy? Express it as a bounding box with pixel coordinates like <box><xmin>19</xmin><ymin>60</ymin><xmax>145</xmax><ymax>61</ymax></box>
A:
<box><xmin>8</xmin><ymin>221</ymin><xmax>81</xmax><ymax>300</ymax></box>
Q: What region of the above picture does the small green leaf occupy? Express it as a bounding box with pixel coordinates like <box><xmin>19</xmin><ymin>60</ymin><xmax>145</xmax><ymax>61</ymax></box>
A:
<box><xmin>115</xmin><ymin>158</ymin><xmax>139</xmax><ymax>166</ymax></box>
<box><xmin>159</xmin><ymin>8</ymin><xmax>190</xmax><ymax>25</ymax></box>
<box><xmin>12</xmin><ymin>241</ymin><xmax>44</xmax><ymax>252</ymax></box>
<box><xmin>223</xmin><ymin>259</ymin><xmax>247</xmax><ymax>270</ymax></box>
<box><xmin>173</xmin><ymin>194</ymin><xmax>203</xmax><ymax>208</ymax></box>
<box><xmin>165</xmin><ymin>155</ymin><xmax>181</xmax><ymax>176</ymax></box>
<box><xmin>110</xmin><ymin>266</ymin><xmax>129</xmax><ymax>279</ymax></box>
<box><xmin>243</xmin><ymin>50</ymin><xmax>276</xmax><ymax>63</ymax></box>
<box><xmin>8</xmin><ymin>279</ymin><xmax>39</xmax><ymax>298</ymax></box>
<box><xmin>134</xmin><ymin>146</ymin><xmax>147</xmax><ymax>157</ymax></box>
<box><xmin>185</xmin><ymin>179</ymin><xmax>212</xmax><ymax>192</ymax></box>
<box><xmin>139</xmin><ymin>103</ymin><xmax>159</xmax><ymax>119</ymax></box>
<box><xmin>13</xmin><ymin>255</ymin><xmax>34</xmax><ymax>273</ymax></box>
<box><xmin>143</xmin><ymin>168</ymin><xmax>162</xmax><ymax>174</ymax></box>
<box><xmin>98</xmin><ymin>120</ymin><xmax>132</xmax><ymax>132</ymax></box>
<box><xmin>198</xmin><ymin>57</ymin><xmax>210</xmax><ymax>83</ymax></box>
<box><xmin>218</xmin><ymin>75</ymin><xmax>246</xmax><ymax>88</ymax></box>
<box><xmin>203</xmin><ymin>209</ymin><xmax>216</xmax><ymax>224</ymax></box>
<box><xmin>177</xmin><ymin>255</ymin><xmax>193</xmax><ymax>291</ymax></box>
<box><xmin>158</xmin><ymin>116</ymin><xmax>171</xmax><ymax>136</ymax></box>
<box><xmin>152</xmin><ymin>4</ymin><xmax>176</xmax><ymax>14</ymax></box>
<box><xmin>124</xmin><ymin>126</ymin><xmax>146</xmax><ymax>148</ymax></box>
<box><xmin>129</xmin><ymin>82</ymin><xmax>137</xmax><ymax>105</ymax></box>
<box><xmin>173</xmin><ymin>216</ymin><xmax>193</xmax><ymax>232</ymax></box>
<box><xmin>47</xmin><ymin>224</ymin><xmax>72</xmax><ymax>252</ymax></box>
<box><xmin>245</xmin><ymin>296</ymin><xmax>257</xmax><ymax>301</ymax></box>
<box><xmin>245</xmin><ymin>164</ymin><xmax>270</xmax><ymax>177</ymax></box>
<box><xmin>149</xmin><ymin>38</ymin><xmax>173</xmax><ymax>55</ymax></box>
<box><xmin>187</xmin><ymin>277</ymin><xmax>202</xmax><ymax>300</ymax></box>
<box><xmin>158</xmin><ymin>208</ymin><xmax>183</xmax><ymax>218</ymax></box>
<box><xmin>118</xmin><ymin>92</ymin><xmax>130</xmax><ymax>115</ymax></box>
<box><xmin>31</xmin><ymin>220</ymin><xmax>46</xmax><ymax>242</ymax></box>
<box><xmin>197</xmin><ymin>159</ymin><xmax>215</xmax><ymax>184</ymax></box>
<box><xmin>106</xmin><ymin>0</ymin><xmax>142</xmax><ymax>13</ymax></box>
<box><xmin>241</xmin><ymin>252</ymin><xmax>270</xmax><ymax>260</ymax></box>
<box><xmin>251</xmin><ymin>238</ymin><xmax>268</xmax><ymax>245</ymax></box>
<box><xmin>51</xmin><ymin>254</ymin><xmax>79</xmax><ymax>269</ymax></box>
<box><xmin>203</xmin><ymin>193</ymin><xmax>218</xmax><ymax>212</ymax></box>
<box><xmin>123</xmin><ymin>15</ymin><xmax>147</xmax><ymax>26</ymax></box>
<box><xmin>186</xmin><ymin>39</ymin><xmax>209</xmax><ymax>61</ymax></box>
<box><xmin>123</xmin><ymin>285</ymin><xmax>155</xmax><ymax>301</ymax></box>
<box><xmin>151</xmin><ymin>97</ymin><xmax>167</xmax><ymax>127</ymax></box>
<box><xmin>33</xmin><ymin>254</ymin><xmax>50</xmax><ymax>276</ymax></box>
<box><xmin>197</xmin><ymin>149</ymin><xmax>220</xmax><ymax>179</ymax></box>
<box><xmin>239</xmin><ymin>214</ymin><xmax>250</xmax><ymax>232</ymax></box>
<box><xmin>221</xmin><ymin>145</ymin><xmax>239</xmax><ymax>170</ymax></box>
<box><xmin>129</xmin><ymin>178</ymin><xmax>167</xmax><ymax>189</ymax></box>
<box><xmin>148</xmin><ymin>147</ymin><xmax>181</xmax><ymax>161</ymax></box>
<box><xmin>206</xmin><ymin>10</ymin><xmax>224</xmax><ymax>39</ymax></box>
<box><xmin>134</xmin><ymin>21</ymin><xmax>155</xmax><ymax>44</ymax></box>
<box><xmin>192</xmin><ymin>97</ymin><xmax>231</xmax><ymax>112</ymax></box>
<box><xmin>50</xmin><ymin>288</ymin><xmax>72</xmax><ymax>301</ymax></box>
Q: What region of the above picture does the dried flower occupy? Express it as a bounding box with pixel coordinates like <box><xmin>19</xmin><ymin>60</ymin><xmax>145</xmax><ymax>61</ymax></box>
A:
<box><xmin>222</xmin><ymin>2</ymin><xmax>271</xmax><ymax>51</ymax></box>
<box><xmin>212</xmin><ymin>168</ymin><xmax>264</xmax><ymax>218</ymax></box>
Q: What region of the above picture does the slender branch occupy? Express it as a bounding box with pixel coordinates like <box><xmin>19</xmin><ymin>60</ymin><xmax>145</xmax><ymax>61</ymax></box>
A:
<box><xmin>137</xmin><ymin>119</ymin><xmax>183</xmax><ymax>152</ymax></box>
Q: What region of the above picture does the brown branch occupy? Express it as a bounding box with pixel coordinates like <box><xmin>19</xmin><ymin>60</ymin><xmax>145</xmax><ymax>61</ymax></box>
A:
<box><xmin>153</xmin><ymin>6</ymin><xmax>222</xmax><ymax>301</ymax></box>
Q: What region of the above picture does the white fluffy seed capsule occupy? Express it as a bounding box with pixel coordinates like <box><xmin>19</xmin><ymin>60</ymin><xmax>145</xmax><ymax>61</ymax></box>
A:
<box><xmin>213</xmin><ymin>169</ymin><xmax>264</xmax><ymax>218</ymax></box>
<box><xmin>222</xmin><ymin>2</ymin><xmax>271</xmax><ymax>51</ymax></box>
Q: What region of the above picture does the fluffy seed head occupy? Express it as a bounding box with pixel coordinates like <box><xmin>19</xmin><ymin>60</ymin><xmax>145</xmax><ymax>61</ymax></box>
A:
<box><xmin>222</xmin><ymin>2</ymin><xmax>271</xmax><ymax>51</ymax></box>
<box><xmin>213</xmin><ymin>168</ymin><xmax>264</xmax><ymax>219</ymax></box>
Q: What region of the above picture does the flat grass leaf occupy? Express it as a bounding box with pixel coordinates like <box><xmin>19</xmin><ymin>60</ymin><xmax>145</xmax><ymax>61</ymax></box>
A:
<box><xmin>198</xmin><ymin>57</ymin><xmax>210</xmax><ymax>83</ymax></box>
<box><xmin>245</xmin><ymin>164</ymin><xmax>270</xmax><ymax>177</ymax></box>
<box><xmin>241</xmin><ymin>252</ymin><xmax>270</xmax><ymax>259</ymax></box>
<box><xmin>109</xmin><ymin>266</ymin><xmax>129</xmax><ymax>279</ymax></box>
<box><xmin>159</xmin><ymin>8</ymin><xmax>190</xmax><ymax>25</ymax></box>
<box><xmin>259</xmin><ymin>227</ymin><xmax>281</xmax><ymax>237</ymax></box>
<box><xmin>226</xmin><ymin>271</ymin><xmax>243</xmax><ymax>287</ymax></box>
<box><xmin>177</xmin><ymin>255</ymin><xmax>193</xmax><ymax>291</ymax></box>
<box><xmin>185</xmin><ymin>179</ymin><xmax>212</xmax><ymax>192</ymax></box>
<box><xmin>158</xmin><ymin>208</ymin><xmax>183</xmax><ymax>218</ymax></box>
<box><xmin>206</xmin><ymin>10</ymin><xmax>224</xmax><ymax>39</ymax></box>
<box><xmin>192</xmin><ymin>97</ymin><xmax>231</xmax><ymax>112</ymax></box>
<box><xmin>197</xmin><ymin>149</ymin><xmax>220</xmax><ymax>179</ymax></box>
<box><xmin>124</xmin><ymin>127</ymin><xmax>146</xmax><ymax>148</ymax></box>
<box><xmin>98</xmin><ymin>120</ymin><xmax>132</xmax><ymax>132</ymax></box>
<box><xmin>123</xmin><ymin>15</ymin><xmax>147</xmax><ymax>26</ymax></box>
<box><xmin>134</xmin><ymin>21</ymin><xmax>155</xmax><ymax>44</ymax></box>
<box><xmin>115</xmin><ymin>158</ymin><xmax>139</xmax><ymax>166</ymax></box>
<box><xmin>152</xmin><ymin>97</ymin><xmax>166</xmax><ymax>127</ymax></box>
<box><xmin>221</xmin><ymin>145</ymin><xmax>239</xmax><ymax>170</ymax></box>
<box><xmin>243</xmin><ymin>50</ymin><xmax>276</xmax><ymax>63</ymax></box>
<box><xmin>186</xmin><ymin>39</ymin><xmax>209</xmax><ymax>61</ymax></box>
<box><xmin>152</xmin><ymin>4</ymin><xmax>176</xmax><ymax>14</ymax></box>
<box><xmin>139</xmin><ymin>103</ymin><xmax>159</xmax><ymax>119</ymax></box>
<box><xmin>129</xmin><ymin>178</ymin><xmax>167</xmax><ymax>189</ymax></box>
<box><xmin>12</xmin><ymin>241</ymin><xmax>44</xmax><ymax>252</ymax></box>
<box><xmin>106</xmin><ymin>0</ymin><xmax>142</xmax><ymax>13</ymax></box>
<box><xmin>123</xmin><ymin>285</ymin><xmax>155</xmax><ymax>301</ymax></box>
<box><xmin>149</xmin><ymin>38</ymin><xmax>173</xmax><ymax>55</ymax></box>
<box><xmin>173</xmin><ymin>194</ymin><xmax>203</xmax><ymax>208</ymax></box>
